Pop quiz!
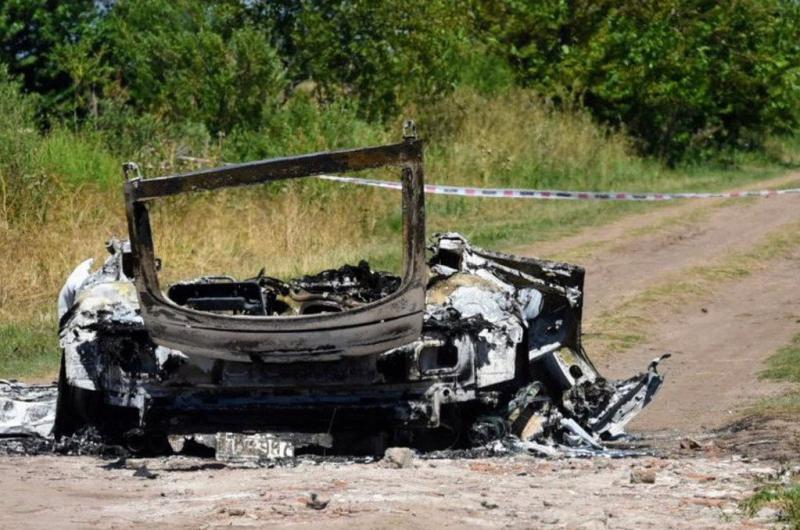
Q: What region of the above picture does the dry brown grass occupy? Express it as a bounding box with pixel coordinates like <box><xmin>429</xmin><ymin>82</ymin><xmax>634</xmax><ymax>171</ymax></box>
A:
<box><xmin>0</xmin><ymin>183</ymin><xmax>405</xmax><ymax>325</ymax></box>
<box><xmin>0</xmin><ymin>88</ymin><xmax>790</xmax><ymax>377</ymax></box>
<box><xmin>150</xmin><ymin>183</ymin><xmax>404</xmax><ymax>286</ymax></box>
<box><xmin>0</xmin><ymin>88</ymin><xmax>650</xmax><ymax>325</ymax></box>
<box><xmin>1</xmin><ymin>187</ymin><xmax>127</xmax><ymax>324</ymax></box>
<box><xmin>422</xmin><ymin>89</ymin><xmax>651</xmax><ymax>189</ymax></box>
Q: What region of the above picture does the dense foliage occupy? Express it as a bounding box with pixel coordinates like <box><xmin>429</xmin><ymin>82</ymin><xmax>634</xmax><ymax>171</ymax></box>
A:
<box><xmin>475</xmin><ymin>0</ymin><xmax>800</xmax><ymax>162</ymax></box>
<box><xmin>0</xmin><ymin>0</ymin><xmax>97</xmax><ymax>110</ymax></box>
<box><xmin>1</xmin><ymin>0</ymin><xmax>799</xmax><ymax>162</ymax></box>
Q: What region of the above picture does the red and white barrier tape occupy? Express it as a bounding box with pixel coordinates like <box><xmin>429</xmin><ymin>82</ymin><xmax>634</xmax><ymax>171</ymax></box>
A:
<box><xmin>318</xmin><ymin>175</ymin><xmax>800</xmax><ymax>201</ymax></box>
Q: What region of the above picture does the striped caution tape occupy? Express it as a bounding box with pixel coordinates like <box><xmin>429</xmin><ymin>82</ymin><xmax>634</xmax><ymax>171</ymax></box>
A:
<box><xmin>317</xmin><ymin>175</ymin><xmax>800</xmax><ymax>201</ymax></box>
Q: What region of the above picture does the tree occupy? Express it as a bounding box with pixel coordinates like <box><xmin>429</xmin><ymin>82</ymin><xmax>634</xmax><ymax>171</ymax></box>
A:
<box><xmin>99</xmin><ymin>0</ymin><xmax>286</xmax><ymax>133</ymax></box>
<box><xmin>474</xmin><ymin>0</ymin><xmax>800</xmax><ymax>162</ymax></box>
<box><xmin>0</xmin><ymin>0</ymin><xmax>99</xmax><ymax>113</ymax></box>
<box><xmin>264</xmin><ymin>0</ymin><xmax>470</xmax><ymax>120</ymax></box>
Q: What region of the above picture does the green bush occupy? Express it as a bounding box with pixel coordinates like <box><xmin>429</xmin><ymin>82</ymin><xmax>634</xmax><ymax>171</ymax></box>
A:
<box><xmin>474</xmin><ymin>0</ymin><xmax>800</xmax><ymax>163</ymax></box>
<box><xmin>264</xmin><ymin>0</ymin><xmax>469</xmax><ymax>121</ymax></box>
<box><xmin>223</xmin><ymin>94</ymin><xmax>389</xmax><ymax>162</ymax></box>
<box><xmin>98</xmin><ymin>0</ymin><xmax>286</xmax><ymax>134</ymax></box>
<box><xmin>3</xmin><ymin>1</ymin><xmax>800</xmax><ymax>167</ymax></box>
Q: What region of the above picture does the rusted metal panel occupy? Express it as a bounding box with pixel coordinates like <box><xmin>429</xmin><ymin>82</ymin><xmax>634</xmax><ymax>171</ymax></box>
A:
<box><xmin>125</xmin><ymin>141</ymin><xmax>423</xmax><ymax>201</ymax></box>
<box><xmin>123</xmin><ymin>139</ymin><xmax>427</xmax><ymax>362</ymax></box>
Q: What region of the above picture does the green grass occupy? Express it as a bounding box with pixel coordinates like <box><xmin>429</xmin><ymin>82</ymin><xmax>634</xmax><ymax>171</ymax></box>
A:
<box><xmin>0</xmin><ymin>323</ymin><xmax>61</xmax><ymax>380</ymax></box>
<box><xmin>764</xmin><ymin>134</ymin><xmax>800</xmax><ymax>167</ymax></box>
<box><xmin>761</xmin><ymin>334</ymin><xmax>800</xmax><ymax>383</ymax></box>
<box><xmin>742</xmin><ymin>484</ymin><xmax>800</xmax><ymax>529</ymax></box>
<box><xmin>734</xmin><ymin>333</ymin><xmax>800</xmax><ymax>525</ymax></box>
<box><xmin>37</xmin><ymin>128</ymin><xmax>121</xmax><ymax>188</ymax></box>
<box><xmin>749</xmin><ymin>334</ymin><xmax>800</xmax><ymax>417</ymax></box>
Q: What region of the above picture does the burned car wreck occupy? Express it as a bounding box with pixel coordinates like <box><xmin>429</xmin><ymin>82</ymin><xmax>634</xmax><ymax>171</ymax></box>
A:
<box><xmin>53</xmin><ymin>133</ymin><xmax>666</xmax><ymax>457</ymax></box>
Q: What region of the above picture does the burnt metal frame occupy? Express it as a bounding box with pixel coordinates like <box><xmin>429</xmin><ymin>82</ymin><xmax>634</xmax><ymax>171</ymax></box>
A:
<box><xmin>123</xmin><ymin>138</ymin><xmax>426</xmax><ymax>362</ymax></box>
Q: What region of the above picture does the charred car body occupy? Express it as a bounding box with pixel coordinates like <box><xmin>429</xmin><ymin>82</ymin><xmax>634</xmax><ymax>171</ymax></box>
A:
<box><xmin>55</xmin><ymin>130</ymin><xmax>666</xmax><ymax>456</ymax></box>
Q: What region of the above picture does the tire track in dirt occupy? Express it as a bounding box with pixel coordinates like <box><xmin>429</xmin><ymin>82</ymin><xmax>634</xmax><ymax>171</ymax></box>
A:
<box><xmin>580</xmin><ymin>195</ymin><xmax>799</xmax><ymax>318</ymax></box>
<box><xmin>516</xmin><ymin>172</ymin><xmax>800</xmax><ymax>320</ymax></box>
<box><xmin>516</xmin><ymin>172</ymin><xmax>800</xmax><ymax>432</ymax></box>
<box><xmin>605</xmin><ymin>248</ymin><xmax>800</xmax><ymax>431</ymax></box>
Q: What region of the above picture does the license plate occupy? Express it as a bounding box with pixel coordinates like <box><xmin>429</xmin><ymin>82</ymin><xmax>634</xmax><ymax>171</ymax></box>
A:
<box><xmin>215</xmin><ymin>432</ymin><xmax>294</xmax><ymax>462</ymax></box>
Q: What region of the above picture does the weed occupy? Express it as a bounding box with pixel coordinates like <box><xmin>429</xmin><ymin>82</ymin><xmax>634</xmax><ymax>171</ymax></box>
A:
<box><xmin>748</xmin><ymin>334</ymin><xmax>800</xmax><ymax>417</ymax></box>
<box><xmin>741</xmin><ymin>484</ymin><xmax>800</xmax><ymax>529</ymax></box>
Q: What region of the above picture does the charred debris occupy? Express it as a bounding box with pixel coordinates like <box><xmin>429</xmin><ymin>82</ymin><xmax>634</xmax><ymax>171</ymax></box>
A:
<box><xmin>2</xmin><ymin>131</ymin><xmax>668</xmax><ymax>461</ymax></box>
<box><xmin>4</xmin><ymin>234</ymin><xmax>668</xmax><ymax>460</ymax></box>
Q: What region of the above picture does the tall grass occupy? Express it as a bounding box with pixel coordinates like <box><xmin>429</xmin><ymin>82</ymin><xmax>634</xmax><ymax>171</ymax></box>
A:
<box><xmin>421</xmin><ymin>89</ymin><xmax>655</xmax><ymax>189</ymax></box>
<box><xmin>0</xmin><ymin>86</ymin><xmax>793</xmax><ymax>378</ymax></box>
<box><xmin>150</xmin><ymin>184</ymin><xmax>405</xmax><ymax>286</ymax></box>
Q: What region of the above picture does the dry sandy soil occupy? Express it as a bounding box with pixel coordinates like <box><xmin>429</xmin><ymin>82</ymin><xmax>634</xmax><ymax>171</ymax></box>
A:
<box><xmin>2</xmin><ymin>173</ymin><xmax>799</xmax><ymax>529</ymax></box>
<box><xmin>520</xmin><ymin>173</ymin><xmax>800</xmax><ymax>433</ymax></box>
<box><xmin>0</xmin><ymin>451</ymin><xmax>791</xmax><ymax>529</ymax></box>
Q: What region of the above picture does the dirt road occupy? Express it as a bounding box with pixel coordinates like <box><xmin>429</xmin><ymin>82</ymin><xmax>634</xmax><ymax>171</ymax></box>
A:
<box><xmin>515</xmin><ymin>172</ymin><xmax>800</xmax><ymax>432</ymax></box>
<box><xmin>0</xmin><ymin>452</ymin><xmax>785</xmax><ymax>529</ymax></box>
<box><xmin>2</xmin><ymin>173</ymin><xmax>799</xmax><ymax>529</ymax></box>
